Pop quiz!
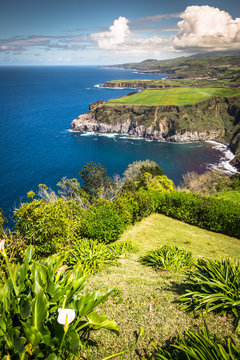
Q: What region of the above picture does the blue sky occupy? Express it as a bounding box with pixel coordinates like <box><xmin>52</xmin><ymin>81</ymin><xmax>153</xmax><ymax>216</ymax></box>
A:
<box><xmin>0</xmin><ymin>0</ymin><xmax>240</xmax><ymax>65</ymax></box>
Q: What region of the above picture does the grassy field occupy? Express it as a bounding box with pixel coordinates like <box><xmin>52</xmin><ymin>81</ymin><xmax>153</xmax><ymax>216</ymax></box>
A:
<box><xmin>108</xmin><ymin>87</ymin><xmax>240</xmax><ymax>106</ymax></box>
<box><xmin>85</xmin><ymin>214</ymin><xmax>240</xmax><ymax>359</ymax></box>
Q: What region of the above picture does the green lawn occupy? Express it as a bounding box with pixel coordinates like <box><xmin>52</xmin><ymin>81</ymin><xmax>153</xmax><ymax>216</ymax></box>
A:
<box><xmin>108</xmin><ymin>87</ymin><xmax>240</xmax><ymax>106</ymax></box>
<box><xmin>85</xmin><ymin>214</ymin><xmax>240</xmax><ymax>359</ymax></box>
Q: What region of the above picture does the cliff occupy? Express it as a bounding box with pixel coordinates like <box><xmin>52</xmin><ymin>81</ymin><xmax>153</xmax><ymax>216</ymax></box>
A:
<box><xmin>71</xmin><ymin>96</ymin><xmax>240</xmax><ymax>169</ymax></box>
<box><xmin>100</xmin><ymin>81</ymin><xmax>172</xmax><ymax>90</ymax></box>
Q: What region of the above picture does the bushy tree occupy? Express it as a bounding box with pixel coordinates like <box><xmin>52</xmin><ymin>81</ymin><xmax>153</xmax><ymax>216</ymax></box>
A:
<box><xmin>135</xmin><ymin>173</ymin><xmax>174</xmax><ymax>191</ymax></box>
<box><xmin>14</xmin><ymin>197</ymin><xmax>83</xmax><ymax>257</ymax></box>
<box><xmin>123</xmin><ymin>160</ymin><xmax>164</xmax><ymax>190</ymax></box>
<box><xmin>79</xmin><ymin>162</ymin><xmax>113</xmax><ymax>198</ymax></box>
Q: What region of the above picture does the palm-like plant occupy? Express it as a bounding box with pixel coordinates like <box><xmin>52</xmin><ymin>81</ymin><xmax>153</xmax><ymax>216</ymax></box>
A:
<box><xmin>153</xmin><ymin>322</ymin><xmax>240</xmax><ymax>360</ymax></box>
<box><xmin>139</xmin><ymin>245</ymin><xmax>194</xmax><ymax>272</ymax></box>
<box><xmin>178</xmin><ymin>258</ymin><xmax>240</xmax><ymax>331</ymax></box>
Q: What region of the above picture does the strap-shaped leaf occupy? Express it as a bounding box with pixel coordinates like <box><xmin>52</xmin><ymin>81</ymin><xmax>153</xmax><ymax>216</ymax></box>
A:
<box><xmin>20</xmin><ymin>295</ymin><xmax>31</xmax><ymax>319</ymax></box>
<box><xmin>32</xmin><ymin>281</ymin><xmax>48</xmax><ymax>330</ymax></box>
<box><xmin>86</xmin><ymin>311</ymin><xmax>119</xmax><ymax>335</ymax></box>
<box><xmin>74</xmin><ymin>287</ymin><xmax>115</xmax><ymax>319</ymax></box>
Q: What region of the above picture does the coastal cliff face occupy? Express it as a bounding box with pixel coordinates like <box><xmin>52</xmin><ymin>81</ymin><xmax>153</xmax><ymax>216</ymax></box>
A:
<box><xmin>100</xmin><ymin>81</ymin><xmax>170</xmax><ymax>89</ymax></box>
<box><xmin>71</xmin><ymin>96</ymin><xmax>240</xmax><ymax>168</ymax></box>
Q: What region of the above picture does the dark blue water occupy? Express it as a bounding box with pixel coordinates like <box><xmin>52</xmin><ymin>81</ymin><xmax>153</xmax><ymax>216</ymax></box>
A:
<box><xmin>0</xmin><ymin>66</ymin><xmax>222</xmax><ymax>221</ymax></box>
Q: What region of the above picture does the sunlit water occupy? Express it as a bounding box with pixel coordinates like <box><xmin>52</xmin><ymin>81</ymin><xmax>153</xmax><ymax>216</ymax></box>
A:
<box><xmin>0</xmin><ymin>66</ymin><xmax>234</xmax><ymax>222</ymax></box>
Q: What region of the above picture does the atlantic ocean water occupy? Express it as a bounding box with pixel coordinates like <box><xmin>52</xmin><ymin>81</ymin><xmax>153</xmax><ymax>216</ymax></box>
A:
<box><xmin>0</xmin><ymin>66</ymin><xmax>230</xmax><ymax>222</ymax></box>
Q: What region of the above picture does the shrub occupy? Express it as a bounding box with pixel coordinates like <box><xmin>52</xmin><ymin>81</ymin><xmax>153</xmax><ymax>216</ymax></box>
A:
<box><xmin>0</xmin><ymin>244</ymin><xmax>118</xmax><ymax>359</ymax></box>
<box><xmin>140</xmin><ymin>245</ymin><xmax>194</xmax><ymax>272</ymax></box>
<box><xmin>108</xmin><ymin>240</ymin><xmax>138</xmax><ymax>257</ymax></box>
<box><xmin>67</xmin><ymin>239</ymin><xmax>137</xmax><ymax>275</ymax></box>
<box><xmin>135</xmin><ymin>173</ymin><xmax>174</xmax><ymax>192</ymax></box>
<box><xmin>123</xmin><ymin>159</ymin><xmax>164</xmax><ymax>191</ymax></box>
<box><xmin>14</xmin><ymin>198</ymin><xmax>83</xmax><ymax>257</ymax></box>
<box><xmin>82</xmin><ymin>200</ymin><xmax>126</xmax><ymax>243</ymax></box>
<box><xmin>153</xmin><ymin>191</ymin><xmax>240</xmax><ymax>239</ymax></box>
<box><xmin>115</xmin><ymin>190</ymin><xmax>156</xmax><ymax>225</ymax></box>
<box><xmin>153</xmin><ymin>322</ymin><xmax>240</xmax><ymax>359</ymax></box>
<box><xmin>67</xmin><ymin>238</ymin><xmax>118</xmax><ymax>274</ymax></box>
<box><xmin>178</xmin><ymin>258</ymin><xmax>240</xmax><ymax>331</ymax></box>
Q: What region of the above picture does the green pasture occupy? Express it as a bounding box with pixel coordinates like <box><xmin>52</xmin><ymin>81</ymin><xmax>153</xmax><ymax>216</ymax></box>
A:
<box><xmin>108</xmin><ymin>87</ymin><xmax>240</xmax><ymax>106</ymax></box>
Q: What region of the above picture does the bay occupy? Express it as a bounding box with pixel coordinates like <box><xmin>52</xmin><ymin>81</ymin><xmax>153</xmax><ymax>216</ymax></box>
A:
<box><xmin>0</xmin><ymin>66</ymin><xmax>224</xmax><ymax>221</ymax></box>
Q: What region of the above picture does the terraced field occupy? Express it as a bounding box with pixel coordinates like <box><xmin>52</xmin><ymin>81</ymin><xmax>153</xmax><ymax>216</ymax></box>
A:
<box><xmin>108</xmin><ymin>87</ymin><xmax>240</xmax><ymax>106</ymax></box>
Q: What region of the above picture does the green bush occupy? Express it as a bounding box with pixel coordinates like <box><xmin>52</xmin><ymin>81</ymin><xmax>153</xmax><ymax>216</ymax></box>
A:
<box><xmin>14</xmin><ymin>198</ymin><xmax>83</xmax><ymax>257</ymax></box>
<box><xmin>67</xmin><ymin>238</ymin><xmax>118</xmax><ymax>274</ymax></box>
<box><xmin>0</xmin><ymin>244</ymin><xmax>118</xmax><ymax>359</ymax></box>
<box><xmin>178</xmin><ymin>258</ymin><xmax>240</xmax><ymax>331</ymax></box>
<box><xmin>153</xmin><ymin>322</ymin><xmax>240</xmax><ymax>359</ymax></box>
<box><xmin>82</xmin><ymin>200</ymin><xmax>126</xmax><ymax>243</ymax></box>
<box><xmin>140</xmin><ymin>245</ymin><xmax>194</xmax><ymax>272</ymax></box>
<box><xmin>152</xmin><ymin>190</ymin><xmax>240</xmax><ymax>239</ymax></box>
<box><xmin>67</xmin><ymin>239</ymin><xmax>137</xmax><ymax>275</ymax></box>
<box><xmin>115</xmin><ymin>190</ymin><xmax>156</xmax><ymax>225</ymax></box>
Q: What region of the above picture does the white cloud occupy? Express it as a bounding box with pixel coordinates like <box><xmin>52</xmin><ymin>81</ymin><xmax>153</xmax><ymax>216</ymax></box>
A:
<box><xmin>91</xmin><ymin>6</ymin><xmax>240</xmax><ymax>57</ymax></box>
<box><xmin>91</xmin><ymin>16</ymin><xmax>130</xmax><ymax>50</ymax></box>
<box><xmin>173</xmin><ymin>6</ymin><xmax>240</xmax><ymax>51</ymax></box>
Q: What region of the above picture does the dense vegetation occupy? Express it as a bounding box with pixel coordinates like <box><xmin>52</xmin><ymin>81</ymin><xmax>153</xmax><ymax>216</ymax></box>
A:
<box><xmin>110</xmin><ymin>53</ymin><xmax>240</xmax><ymax>86</ymax></box>
<box><xmin>108</xmin><ymin>87</ymin><xmax>240</xmax><ymax>106</ymax></box>
<box><xmin>1</xmin><ymin>161</ymin><xmax>240</xmax><ymax>358</ymax></box>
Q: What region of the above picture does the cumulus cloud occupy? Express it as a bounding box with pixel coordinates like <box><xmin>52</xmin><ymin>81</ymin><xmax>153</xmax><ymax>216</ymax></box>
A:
<box><xmin>91</xmin><ymin>6</ymin><xmax>240</xmax><ymax>56</ymax></box>
<box><xmin>173</xmin><ymin>6</ymin><xmax>240</xmax><ymax>51</ymax></box>
<box><xmin>91</xmin><ymin>16</ymin><xmax>130</xmax><ymax>49</ymax></box>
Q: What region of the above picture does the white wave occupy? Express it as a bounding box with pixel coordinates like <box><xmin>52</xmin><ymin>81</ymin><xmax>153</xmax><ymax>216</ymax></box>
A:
<box><xmin>96</xmin><ymin>133</ymin><xmax>118</xmax><ymax>138</ymax></box>
<box><xmin>94</xmin><ymin>84</ymin><xmax>101</xmax><ymax>88</ymax></box>
<box><xmin>80</xmin><ymin>132</ymin><xmax>96</xmax><ymax>136</ymax></box>
<box><xmin>206</xmin><ymin>140</ymin><xmax>238</xmax><ymax>174</ymax></box>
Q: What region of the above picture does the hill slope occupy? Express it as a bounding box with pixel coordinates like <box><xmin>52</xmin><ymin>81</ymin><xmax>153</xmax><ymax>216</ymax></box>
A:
<box><xmin>85</xmin><ymin>213</ymin><xmax>240</xmax><ymax>359</ymax></box>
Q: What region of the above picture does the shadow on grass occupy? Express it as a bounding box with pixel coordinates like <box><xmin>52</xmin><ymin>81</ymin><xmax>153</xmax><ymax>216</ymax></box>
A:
<box><xmin>161</xmin><ymin>280</ymin><xmax>192</xmax><ymax>296</ymax></box>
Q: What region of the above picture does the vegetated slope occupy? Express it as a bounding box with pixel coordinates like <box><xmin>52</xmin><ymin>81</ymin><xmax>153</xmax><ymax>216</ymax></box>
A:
<box><xmin>108</xmin><ymin>87</ymin><xmax>240</xmax><ymax>106</ymax></box>
<box><xmin>120</xmin><ymin>213</ymin><xmax>240</xmax><ymax>259</ymax></box>
<box><xmin>85</xmin><ymin>213</ymin><xmax>240</xmax><ymax>359</ymax></box>
<box><xmin>109</xmin><ymin>54</ymin><xmax>240</xmax><ymax>83</ymax></box>
<box><xmin>72</xmin><ymin>95</ymin><xmax>240</xmax><ymax>168</ymax></box>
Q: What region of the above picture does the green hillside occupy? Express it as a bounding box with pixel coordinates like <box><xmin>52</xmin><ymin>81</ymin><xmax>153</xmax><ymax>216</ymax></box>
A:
<box><xmin>108</xmin><ymin>87</ymin><xmax>240</xmax><ymax>106</ymax></box>
<box><xmin>86</xmin><ymin>213</ymin><xmax>240</xmax><ymax>359</ymax></box>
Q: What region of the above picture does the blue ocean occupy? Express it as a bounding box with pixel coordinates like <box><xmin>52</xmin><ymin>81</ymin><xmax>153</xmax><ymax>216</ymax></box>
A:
<box><xmin>0</xmin><ymin>66</ymin><xmax>226</xmax><ymax>221</ymax></box>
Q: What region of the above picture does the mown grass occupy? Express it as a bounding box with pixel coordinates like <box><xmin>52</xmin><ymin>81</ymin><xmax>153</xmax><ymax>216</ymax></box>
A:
<box><xmin>85</xmin><ymin>214</ymin><xmax>240</xmax><ymax>359</ymax></box>
<box><xmin>120</xmin><ymin>214</ymin><xmax>240</xmax><ymax>259</ymax></box>
<box><xmin>108</xmin><ymin>87</ymin><xmax>240</xmax><ymax>106</ymax></box>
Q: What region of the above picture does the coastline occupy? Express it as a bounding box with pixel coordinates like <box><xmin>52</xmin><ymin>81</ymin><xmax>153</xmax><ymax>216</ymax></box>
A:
<box><xmin>69</xmin><ymin>129</ymin><xmax>239</xmax><ymax>175</ymax></box>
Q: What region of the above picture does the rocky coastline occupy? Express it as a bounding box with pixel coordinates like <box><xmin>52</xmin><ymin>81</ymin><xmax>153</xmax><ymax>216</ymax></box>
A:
<box><xmin>71</xmin><ymin>96</ymin><xmax>240</xmax><ymax>170</ymax></box>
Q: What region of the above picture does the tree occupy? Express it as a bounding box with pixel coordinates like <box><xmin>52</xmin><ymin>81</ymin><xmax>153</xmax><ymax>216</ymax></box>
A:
<box><xmin>79</xmin><ymin>162</ymin><xmax>113</xmax><ymax>198</ymax></box>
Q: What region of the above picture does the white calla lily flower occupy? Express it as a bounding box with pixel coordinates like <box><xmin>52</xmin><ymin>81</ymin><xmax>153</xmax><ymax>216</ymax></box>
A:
<box><xmin>0</xmin><ymin>240</ymin><xmax>6</xmax><ymax>255</ymax></box>
<box><xmin>57</xmin><ymin>308</ymin><xmax>75</xmax><ymax>325</ymax></box>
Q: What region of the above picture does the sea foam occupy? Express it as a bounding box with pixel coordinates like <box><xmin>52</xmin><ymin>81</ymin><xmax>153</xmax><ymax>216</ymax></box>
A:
<box><xmin>207</xmin><ymin>141</ymin><xmax>238</xmax><ymax>174</ymax></box>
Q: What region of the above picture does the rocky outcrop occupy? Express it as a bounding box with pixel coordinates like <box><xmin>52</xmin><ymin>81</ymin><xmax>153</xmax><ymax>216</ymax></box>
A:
<box><xmin>71</xmin><ymin>114</ymin><xmax>221</xmax><ymax>142</ymax></box>
<box><xmin>100</xmin><ymin>81</ymin><xmax>173</xmax><ymax>90</ymax></box>
<box><xmin>71</xmin><ymin>95</ymin><xmax>240</xmax><ymax>168</ymax></box>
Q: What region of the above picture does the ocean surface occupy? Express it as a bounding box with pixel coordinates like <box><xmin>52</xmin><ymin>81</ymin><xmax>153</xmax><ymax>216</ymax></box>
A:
<box><xmin>0</xmin><ymin>66</ymin><xmax>235</xmax><ymax>222</ymax></box>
